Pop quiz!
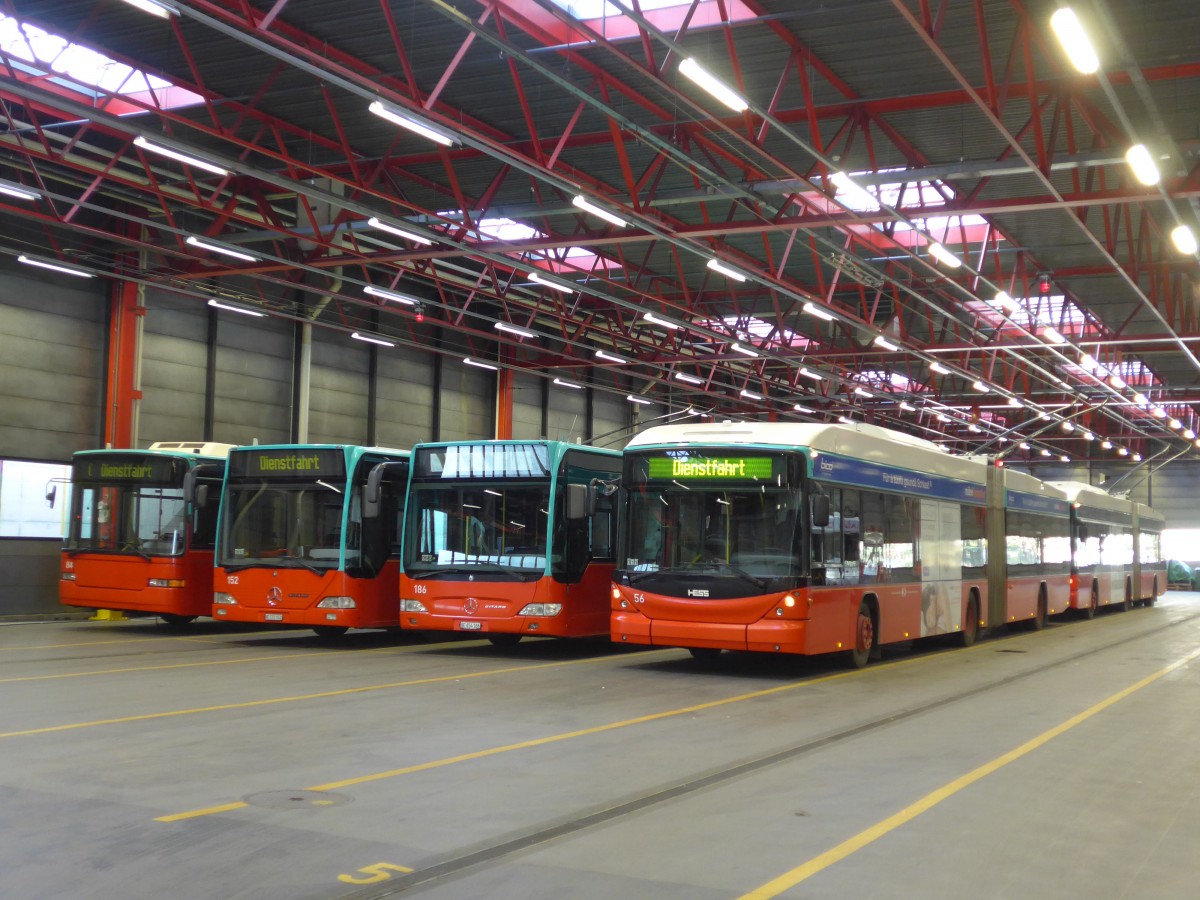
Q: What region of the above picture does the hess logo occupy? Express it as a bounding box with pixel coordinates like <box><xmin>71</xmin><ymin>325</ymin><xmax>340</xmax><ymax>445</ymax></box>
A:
<box><xmin>687</xmin><ymin>589</ymin><xmax>710</xmax><ymax>598</ymax></box>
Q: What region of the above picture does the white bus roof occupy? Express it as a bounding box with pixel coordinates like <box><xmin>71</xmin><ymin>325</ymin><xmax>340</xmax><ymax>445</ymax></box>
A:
<box><xmin>626</xmin><ymin>420</ymin><xmax>988</xmax><ymax>485</ymax></box>
<box><xmin>146</xmin><ymin>441</ymin><xmax>237</xmax><ymax>459</ymax></box>
<box><xmin>1005</xmin><ymin>468</ymin><xmax>1067</xmax><ymax>502</ymax></box>
<box><xmin>1045</xmin><ymin>480</ymin><xmax>1134</xmax><ymax>515</ymax></box>
<box><xmin>1135</xmin><ymin>502</ymin><xmax>1166</xmax><ymax>528</ymax></box>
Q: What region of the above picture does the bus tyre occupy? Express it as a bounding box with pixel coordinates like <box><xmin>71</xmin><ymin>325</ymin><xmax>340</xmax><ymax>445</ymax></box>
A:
<box><xmin>1080</xmin><ymin>585</ymin><xmax>1098</xmax><ymax>620</ymax></box>
<box><xmin>313</xmin><ymin>626</ymin><xmax>348</xmax><ymax>639</ymax></box>
<box><xmin>1122</xmin><ymin>579</ymin><xmax>1133</xmax><ymax>612</ymax></box>
<box><xmin>957</xmin><ymin>595</ymin><xmax>979</xmax><ymax>648</ymax></box>
<box><xmin>487</xmin><ymin>634</ymin><xmax>522</xmax><ymax>648</ymax></box>
<box><xmin>847</xmin><ymin>601</ymin><xmax>875</xmax><ymax>669</ymax></box>
<box><xmin>687</xmin><ymin>647</ymin><xmax>722</xmax><ymax>664</ymax></box>
<box><xmin>1146</xmin><ymin>577</ymin><xmax>1159</xmax><ymax>607</ymax></box>
<box><xmin>159</xmin><ymin>614</ymin><xmax>196</xmax><ymax>627</ymax></box>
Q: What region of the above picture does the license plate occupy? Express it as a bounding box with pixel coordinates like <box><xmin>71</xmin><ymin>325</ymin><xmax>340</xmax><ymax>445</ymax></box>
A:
<box><xmin>458</xmin><ymin>621</ymin><xmax>482</xmax><ymax>631</ymax></box>
<box><xmin>264</xmin><ymin>613</ymin><xmax>283</xmax><ymax>621</ymax></box>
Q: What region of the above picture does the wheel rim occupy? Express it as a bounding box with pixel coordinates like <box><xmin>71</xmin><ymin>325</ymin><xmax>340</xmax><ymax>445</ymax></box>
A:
<box><xmin>856</xmin><ymin>609</ymin><xmax>874</xmax><ymax>654</ymax></box>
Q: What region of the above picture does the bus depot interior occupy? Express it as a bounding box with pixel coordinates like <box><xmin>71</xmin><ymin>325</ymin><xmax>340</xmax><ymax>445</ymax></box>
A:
<box><xmin>5</xmin><ymin>1</ymin><xmax>1200</xmax><ymax>897</ymax></box>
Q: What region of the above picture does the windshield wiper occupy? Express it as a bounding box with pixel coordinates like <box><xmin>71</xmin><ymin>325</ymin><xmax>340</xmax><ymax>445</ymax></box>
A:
<box><xmin>693</xmin><ymin>561</ymin><xmax>772</xmax><ymax>591</ymax></box>
<box><xmin>121</xmin><ymin>542</ymin><xmax>152</xmax><ymax>561</ymax></box>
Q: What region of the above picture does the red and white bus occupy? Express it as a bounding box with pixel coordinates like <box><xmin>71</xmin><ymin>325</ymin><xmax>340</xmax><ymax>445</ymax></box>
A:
<box><xmin>611</xmin><ymin>421</ymin><xmax>1072</xmax><ymax>666</ymax></box>
<box><xmin>1047</xmin><ymin>481</ymin><xmax>1165</xmax><ymax>616</ymax></box>
<box><xmin>212</xmin><ymin>444</ymin><xmax>409</xmax><ymax>637</ymax></box>
<box><xmin>59</xmin><ymin>442</ymin><xmax>233</xmax><ymax>625</ymax></box>
<box><xmin>399</xmin><ymin>440</ymin><xmax>620</xmax><ymax>645</ymax></box>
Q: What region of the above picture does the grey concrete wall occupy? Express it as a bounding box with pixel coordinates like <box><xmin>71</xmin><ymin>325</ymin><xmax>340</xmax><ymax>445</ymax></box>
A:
<box><xmin>438</xmin><ymin>359</ymin><xmax>493</xmax><ymax>442</ymax></box>
<box><xmin>0</xmin><ymin>263</ymin><xmax>106</xmax><ymax>620</ymax></box>
<box><xmin>214</xmin><ymin>312</ymin><xmax>293</xmax><ymax>446</ymax></box>
<box><xmin>308</xmin><ymin>330</ymin><xmax>370</xmax><ymax>445</ymax></box>
<box><xmin>377</xmin><ymin>343</ymin><xmax>435</xmax><ymax>449</ymax></box>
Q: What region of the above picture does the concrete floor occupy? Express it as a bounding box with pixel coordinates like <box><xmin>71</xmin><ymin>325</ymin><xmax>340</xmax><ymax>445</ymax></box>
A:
<box><xmin>3</xmin><ymin>593</ymin><xmax>1199</xmax><ymax>899</ymax></box>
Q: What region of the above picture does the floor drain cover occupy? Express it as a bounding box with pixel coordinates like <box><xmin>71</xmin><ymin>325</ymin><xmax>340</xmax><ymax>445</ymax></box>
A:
<box><xmin>244</xmin><ymin>790</ymin><xmax>352</xmax><ymax>809</ymax></box>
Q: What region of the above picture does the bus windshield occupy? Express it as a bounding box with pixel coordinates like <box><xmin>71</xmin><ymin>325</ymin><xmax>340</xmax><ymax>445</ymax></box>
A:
<box><xmin>67</xmin><ymin>479</ymin><xmax>189</xmax><ymax>557</ymax></box>
<box><xmin>219</xmin><ymin>477</ymin><xmax>354</xmax><ymax>571</ymax></box>
<box><xmin>405</xmin><ymin>482</ymin><xmax>552</xmax><ymax>574</ymax></box>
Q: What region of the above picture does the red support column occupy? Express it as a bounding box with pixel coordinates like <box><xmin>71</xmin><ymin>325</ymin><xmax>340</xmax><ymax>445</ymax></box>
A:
<box><xmin>495</xmin><ymin>364</ymin><xmax>514</xmax><ymax>440</ymax></box>
<box><xmin>104</xmin><ymin>279</ymin><xmax>143</xmax><ymax>448</ymax></box>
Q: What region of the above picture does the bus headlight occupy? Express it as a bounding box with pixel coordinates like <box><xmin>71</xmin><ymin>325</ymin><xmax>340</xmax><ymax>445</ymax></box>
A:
<box><xmin>148</xmin><ymin>578</ymin><xmax>185</xmax><ymax>588</ymax></box>
<box><xmin>213</xmin><ymin>592</ymin><xmax>237</xmax><ymax>605</ymax></box>
<box><xmin>317</xmin><ymin>596</ymin><xmax>356</xmax><ymax>609</ymax></box>
<box><xmin>401</xmin><ymin>599</ymin><xmax>428</xmax><ymax>613</ymax></box>
<box><xmin>60</xmin><ymin>573</ymin><xmax>76</xmax><ymax>581</ymax></box>
<box><xmin>518</xmin><ymin>603</ymin><xmax>563</xmax><ymax>617</ymax></box>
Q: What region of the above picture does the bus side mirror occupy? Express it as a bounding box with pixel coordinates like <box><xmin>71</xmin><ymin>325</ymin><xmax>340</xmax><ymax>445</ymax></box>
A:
<box><xmin>565</xmin><ymin>483</ymin><xmax>594</xmax><ymax>520</ymax></box>
<box><xmin>45</xmin><ymin>484</ymin><xmax>56</xmax><ymax>508</ymax></box>
<box><xmin>811</xmin><ymin>494</ymin><xmax>831</xmax><ymax>528</ymax></box>
<box><xmin>196</xmin><ymin>484</ymin><xmax>209</xmax><ymax>509</ymax></box>
<box><xmin>1077</xmin><ymin>524</ymin><xmax>1089</xmax><ymax>542</ymax></box>
<box><xmin>363</xmin><ymin>464</ymin><xmax>385</xmax><ymax>519</ymax></box>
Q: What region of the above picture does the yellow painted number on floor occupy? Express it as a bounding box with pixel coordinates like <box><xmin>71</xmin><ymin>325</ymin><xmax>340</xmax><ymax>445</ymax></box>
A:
<box><xmin>337</xmin><ymin>862</ymin><xmax>413</xmax><ymax>884</ymax></box>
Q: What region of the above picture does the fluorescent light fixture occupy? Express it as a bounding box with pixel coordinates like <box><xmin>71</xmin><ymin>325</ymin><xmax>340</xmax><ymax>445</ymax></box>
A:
<box><xmin>936</xmin><ymin>413</ymin><xmax>950</xmax><ymax>423</ymax></box>
<box><xmin>494</xmin><ymin>321</ymin><xmax>537</xmax><ymax>339</ymax></box>
<box><xmin>1008</xmin><ymin>396</ymin><xmax>1022</xmax><ymax>408</ymax></box>
<box><xmin>731</xmin><ymin>342</ymin><xmax>759</xmax><ymax>358</ymax></box>
<box><xmin>972</xmin><ymin>380</ymin><xmax>990</xmax><ymax>393</ymax></box>
<box><xmin>739</xmin><ymin>389</ymin><xmax>763</xmax><ymax>400</ymax></box>
<box><xmin>1132</xmin><ymin>392</ymin><xmax>1148</xmax><ymax>406</ymax></box>
<box><xmin>594</xmin><ymin>350</ymin><xmax>627</xmax><ymax>364</ymax></box>
<box><xmin>854</xmin><ymin>386</ymin><xmax>872</xmax><ymax>397</ymax></box>
<box><xmin>528</xmin><ymin>271</ymin><xmax>574</xmax><ymax>293</ymax></box>
<box><xmin>1125</xmin><ymin>144</ymin><xmax>1160</xmax><ymax>186</ymax></box>
<box><xmin>1063</xmin><ymin>421</ymin><xmax>1076</xmax><ymax>433</ymax></box>
<box><xmin>1108</xmin><ymin>373</ymin><xmax>1127</xmax><ymax>389</ymax></box>
<box><xmin>207</xmin><ymin>298</ymin><xmax>264</xmax><ymax>318</ymax></box>
<box><xmin>993</xmin><ymin>291</ymin><xmax>1020</xmax><ymax>312</ymax></box>
<box><xmin>0</xmin><ymin>180</ymin><xmax>39</xmax><ymax>201</ymax></box>
<box><xmin>364</xmin><ymin>285</ymin><xmax>419</xmax><ymax>306</ymax></box>
<box><xmin>899</xmin><ymin>402</ymin><xmax>916</xmax><ymax>412</ymax></box>
<box><xmin>1083</xmin><ymin>431</ymin><xmax>1095</xmax><ymax>441</ymax></box>
<box><xmin>1153</xmin><ymin>406</ymin><xmax>1167</xmax><ymax>418</ymax></box>
<box><xmin>1042</xmin><ymin>326</ymin><xmax>1066</xmax><ymax>344</ymax></box>
<box><xmin>1061</xmin><ymin>455</ymin><xmax>1071</xmax><ymax>463</ymax></box>
<box><xmin>1041</xmin><ymin>449</ymin><xmax>1052</xmax><ymax>456</ymax></box>
<box><xmin>873</xmin><ymin>335</ymin><xmax>899</xmax><ymax>351</ymax></box>
<box><xmin>133</xmin><ymin>136</ymin><xmax>228</xmax><ymax>176</ymax></box>
<box><xmin>1118</xmin><ymin>447</ymin><xmax>1129</xmax><ymax>456</ymax></box>
<box><xmin>626</xmin><ymin>395</ymin><xmax>652</xmax><ymax>405</ymax></box>
<box><xmin>463</xmin><ymin>357</ymin><xmax>498</xmax><ymax>371</ymax></box>
<box><xmin>368</xmin><ymin>100</ymin><xmax>457</xmax><ymax>146</ymax></box>
<box><xmin>643</xmin><ymin>312</ymin><xmax>680</xmax><ymax>330</ymax></box>
<box><xmin>706</xmin><ymin>258</ymin><xmax>746</xmax><ymax>282</ymax></box>
<box><xmin>793</xmin><ymin>403</ymin><xmax>813</xmax><ymax>413</ymax></box>
<box><xmin>553</xmin><ymin>378</ymin><xmax>583</xmax><ymax>390</ymax></box>
<box><xmin>678</xmin><ymin>57</ymin><xmax>749</xmax><ymax>112</ymax></box>
<box><xmin>1169</xmin><ymin>417</ymin><xmax>1183</xmax><ymax>430</ymax></box>
<box><xmin>1195</xmin><ymin>440</ymin><xmax>1200</xmax><ymax>449</ymax></box>
<box><xmin>571</xmin><ymin>195</ymin><xmax>629</xmax><ymax>228</ymax></box>
<box><xmin>351</xmin><ymin>331</ymin><xmax>394</xmax><ymax>348</ymax></box>
<box><xmin>1049</xmin><ymin>7</ymin><xmax>1100</xmax><ymax>74</ymax></box>
<box><xmin>1079</xmin><ymin>352</ymin><xmax>1098</xmax><ymax>371</ymax></box>
<box><xmin>17</xmin><ymin>255</ymin><xmax>94</xmax><ymax>278</ymax></box>
<box><xmin>186</xmin><ymin>235</ymin><xmax>257</xmax><ymax>262</ymax></box>
<box><xmin>119</xmin><ymin>0</ymin><xmax>177</xmax><ymax>16</ymax></box>
<box><xmin>1020</xmin><ymin>442</ymin><xmax>1031</xmax><ymax>450</ymax></box>
<box><xmin>1172</xmin><ymin>225</ymin><xmax>1198</xmax><ymax>255</ymax></box>
<box><xmin>929</xmin><ymin>361</ymin><xmax>950</xmax><ymax>375</ymax></box>
<box><xmin>829</xmin><ymin>171</ymin><xmax>877</xmax><ymax>208</ymax></box>
<box><xmin>928</xmin><ymin>242</ymin><xmax>962</xmax><ymax>268</ymax></box>
<box><xmin>837</xmin><ymin>416</ymin><xmax>855</xmax><ymax>426</ymax></box>
<box><xmin>674</xmin><ymin>372</ymin><xmax>704</xmax><ymax>385</ymax></box>
<box><xmin>1186</xmin><ymin>429</ymin><xmax>1197</xmax><ymax>440</ymax></box>
<box><xmin>367</xmin><ymin>217</ymin><xmax>433</xmax><ymax>245</ymax></box>
<box><xmin>803</xmin><ymin>302</ymin><xmax>836</xmax><ymax>321</ymax></box>
<box><xmin>968</xmin><ymin>423</ymin><xmax>981</xmax><ymax>433</ymax></box>
<box><xmin>1101</xmin><ymin>440</ymin><xmax>1113</xmax><ymax>449</ymax></box>
<box><xmin>1132</xmin><ymin>453</ymin><xmax>1142</xmax><ymax>461</ymax></box>
<box><xmin>798</xmin><ymin>367</ymin><xmax>824</xmax><ymax>381</ymax></box>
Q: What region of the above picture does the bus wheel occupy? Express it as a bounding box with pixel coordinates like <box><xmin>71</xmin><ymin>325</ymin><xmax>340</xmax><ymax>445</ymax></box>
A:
<box><xmin>312</xmin><ymin>626</ymin><xmax>348</xmax><ymax>639</ymax></box>
<box><xmin>1080</xmin><ymin>585</ymin><xmax>1098</xmax><ymax>621</ymax></box>
<box><xmin>487</xmin><ymin>634</ymin><xmax>522</xmax><ymax>648</ymax></box>
<box><xmin>159</xmin><ymin>614</ymin><xmax>196</xmax><ymax>627</ymax></box>
<box><xmin>847</xmin><ymin>601</ymin><xmax>875</xmax><ymax>669</ymax></box>
<box><xmin>1146</xmin><ymin>577</ymin><xmax>1159</xmax><ymax>607</ymax></box>
<box><xmin>687</xmin><ymin>647</ymin><xmax>722</xmax><ymax>664</ymax></box>
<box><xmin>1031</xmin><ymin>591</ymin><xmax>1048</xmax><ymax>631</ymax></box>
<box><xmin>957</xmin><ymin>595</ymin><xmax>979</xmax><ymax>648</ymax></box>
<box><xmin>1122</xmin><ymin>579</ymin><xmax>1133</xmax><ymax>612</ymax></box>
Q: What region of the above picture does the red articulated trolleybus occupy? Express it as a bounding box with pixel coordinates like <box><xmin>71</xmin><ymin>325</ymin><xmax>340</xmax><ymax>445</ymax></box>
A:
<box><xmin>1047</xmin><ymin>480</ymin><xmax>1165</xmax><ymax>616</ymax></box>
<box><xmin>399</xmin><ymin>440</ymin><xmax>620</xmax><ymax>646</ymax></box>
<box><xmin>58</xmin><ymin>442</ymin><xmax>234</xmax><ymax>625</ymax></box>
<box><xmin>212</xmin><ymin>444</ymin><xmax>410</xmax><ymax>637</ymax></box>
<box><xmin>611</xmin><ymin>421</ymin><xmax>1073</xmax><ymax>667</ymax></box>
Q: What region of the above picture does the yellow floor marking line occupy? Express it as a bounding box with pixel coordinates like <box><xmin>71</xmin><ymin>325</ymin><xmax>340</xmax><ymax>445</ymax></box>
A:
<box><xmin>1</xmin><ymin>650</ymin><xmax>674</xmax><ymax>742</ymax></box>
<box><xmin>737</xmin><ymin>643</ymin><xmax>1200</xmax><ymax>899</ymax></box>
<box><xmin>1</xmin><ymin>636</ymin><xmax>167</xmax><ymax>651</ymax></box>
<box><xmin>156</xmin><ymin>660</ymin><xmax>885</xmax><ymax>823</ymax></box>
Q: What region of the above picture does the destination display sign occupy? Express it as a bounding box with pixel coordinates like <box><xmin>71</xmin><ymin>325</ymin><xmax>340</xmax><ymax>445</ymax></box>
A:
<box><xmin>646</xmin><ymin>455</ymin><xmax>776</xmax><ymax>481</ymax></box>
<box><xmin>75</xmin><ymin>455</ymin><xmax>180</xmax><ymax>484</ymax></box>
<box><xmin>230</xmin><ymin>448</ymin><xmax>345</xmax><ymax>480</ymax></box>
<box><xmin>415</xmin><ymin>443</ymin><xmax>551</xmax><ymax>480</ymax></box>
<box><xmin>813</xmin><ymin>452</ymin><xmax>987</xmax><ymax>505</ymax></box>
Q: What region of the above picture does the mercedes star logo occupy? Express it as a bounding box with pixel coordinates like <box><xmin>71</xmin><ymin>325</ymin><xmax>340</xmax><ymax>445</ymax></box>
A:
<box><xmin>267</xmin><ymin>586</ymin><xmax>283</xmax><ymax>607</ymax></box>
